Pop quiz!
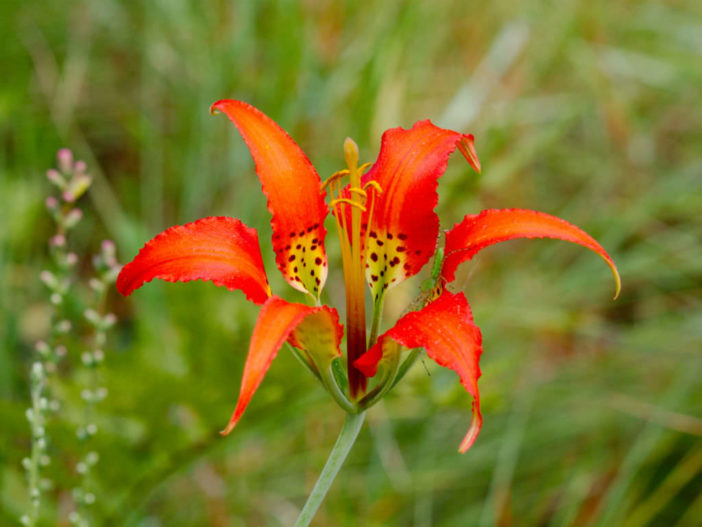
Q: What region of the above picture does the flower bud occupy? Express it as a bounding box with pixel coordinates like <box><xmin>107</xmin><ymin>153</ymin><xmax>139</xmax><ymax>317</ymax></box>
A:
<box><xmin>45</xmin><ymin>196</ymin><xmax>59</xmax><ymax>210</ymax></box>
<box><xmin>57</xmin><ymin>148</ymin><xmax>74</xmax><ymax>173</ymax></box>
<box><xmin>56</xmin><ymin>320</ymin><xmax>72</xmax><ymax>333</ymax></box>
<box><xmin>103</xmin><ymin>313</ymin><xmax>117</xmax><ymax>328</ymax></box>
<box><xmin>50</xmin><ymin>234</ymin><xmax>66</xmax><ymax>248</ymax></box>
<box><xmin>84</xmin><ymin>309</ymin><xmax>100</xmax><ymax>325</ymax></box>
<box><xmin>66</xmin><ymin>174</ymin><xmax>92</xmax><ymax>201</ymax></box>
<box><xmin>64</xmin><ymin>208</ymin><xmax>83</xmax><ymax>229</ymax></box>
<box><xmin>40</xmin><ymin>270</ymin><xmax>57</xmax><ymax>289</ymax></box>
<box><xmin>35</xmin><ymin>340</ymin><xmax>51</xmax><ymax>356</ymax></box>
<box><xmin>46</xmin><ymin>169</ymin><xmax>65</xmax><ymax>188</ymax></box>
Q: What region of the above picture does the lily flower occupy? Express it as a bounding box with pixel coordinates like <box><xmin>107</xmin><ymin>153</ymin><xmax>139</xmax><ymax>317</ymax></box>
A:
<box><xmin>117</xmin><ymin>100</ymin><xmax>620</xmax><ymax>452</ymax></box>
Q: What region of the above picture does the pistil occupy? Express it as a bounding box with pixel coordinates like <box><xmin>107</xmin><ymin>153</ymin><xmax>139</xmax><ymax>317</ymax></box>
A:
<box><xmin>342</xmin><ymin>138</ymin><xmax>368</xmax><ymax>399</ymax></box>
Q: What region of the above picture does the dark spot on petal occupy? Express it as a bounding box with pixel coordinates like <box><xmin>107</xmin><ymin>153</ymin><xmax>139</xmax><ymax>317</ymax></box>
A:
<box><xmin>371</xmin><ymin>274</ymin><xmax>378</xmax><ymax>282</ymax></box>
<box><xmin>370</xmin><ymin>252</ymin><xmax>378</xmax><ymax>262</ymax></box>
<box><xmin>312</xmin><ymin>238</ymin><xmax>318</xmax><ymax>244</ymax></box>
<box><xmin>315</xmin><ymin>277</ymin><xmax>321</xmax><ymax>285</ymax></box>
<box><xmin>403</xmin><ymin>263</ymin><xmax>411</xmax><ymax>271</ymax></box>
<box><xmin>310</xmin><ymin>245</ymin><xmax>317</xmax><ymax>251</ymax></box>
<box><xmin>397</xmin><ymin>246</ymin><xmax>406</xmax><ymax>252</ymax></box>
<box><xmin>376</xmin><ymin>240</ymin><xmax>384</xmax><ymax>246</ymax></box>
<box><xmin>290</xmin><ymin>232</ymin><xmax>296</xmax><ymax>237</ymax></box>
<box><xmin>307</xmin><ymin>226</ymin><xmax>314</xmax><ymax>233</ymax></box>
<box><xmin>315</xmin><ymin>257</ymin><xmax>322</xmax><ymax>265</ymax></box>
<box><xmin>398</xmin><ymin>233</ymin><xmax>408</xmax><ymax>240</ymax></box>
<box><xmin>415</xmin><ymin>250</ymin><xmax>421</xmax><ymax>255</ymax></box>
<box><xmin>389</xmin><ymin>257</ymin><xmax>400</xmax><ymax>267</ymax></box>
<box><xmin>296</xmin><ymin>244</ymin><xmax>301</xmax><ymax>249</ymax></box>
<box><xmin>289</xmin><ymin>255</ymin><xmax>296</xmax><ymax>262</ymax></box>
<box><xmin>369</xmin><ymin>231</ymin><xmax>377</xmax><ymax>239</ymax></box>
<box><xmin>310</xmin><ymin>270</ymin><xmax>315</xmax><ymax>277</ymax></box>
<box><xmin>387</xmin><ymin>233</ymin><xmax>393</xmax><ymax>240</ymax></box>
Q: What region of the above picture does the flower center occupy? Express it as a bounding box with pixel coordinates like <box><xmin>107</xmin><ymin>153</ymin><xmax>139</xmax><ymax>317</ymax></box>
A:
<box><xmin>323</xmin><ymin>138</ymin><xmax>382</xmax><ymax>399</ymax></box>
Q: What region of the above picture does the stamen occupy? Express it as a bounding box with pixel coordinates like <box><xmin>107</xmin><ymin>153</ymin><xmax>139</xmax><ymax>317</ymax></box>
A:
<box><xmin>330</xmin><ymin>198</ymin><xmax>366</xmax><ymax>212</ymax></box>
<box><xmin>348</xmin><ymin>188</ymin><xmax>368</xmax><ymax>199</ymax></box>
<box><xmin>359</xmin><ymin>162</ymin><xmax>373</xmax><ymax>174</ymax></box>
<box><xmin>321</xmin><ymin>169</ymin><xmax>350</xmax><ymax>190</ymax></box>
<box><xmin>363</xmin><ymin>180</ymin><xmax>383</xmax><ymax>194</ymax></box>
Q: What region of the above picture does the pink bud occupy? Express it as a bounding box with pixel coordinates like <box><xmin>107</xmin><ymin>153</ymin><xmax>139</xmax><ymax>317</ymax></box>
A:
<box><xmin>45</xmin><ymin>196</ymin><xmax>59</xmax><ymax>210</ymax></box>
<box><xmin>57</xmin><ymin>148</ymin><xmax>73</xmax><ymax>173</ymax></box>
<box><xmin>74</xmin><ymin>160</ymin><xmax>87</xmax><ymax>173</ymax></box>
<box><xmin>46</xmin><ymin>169</ymin><xmax>64</xmax><ymax>187</ymax></box>
<box><xmin>39</xmin><ymin>270</ymin><xmax>55</xmax><ymax>287</ymax></box>
<box><xmin>62</xmin><ymin>190</ymin><xmax>76</xmax><ymax>203</ymax></box>
<box><xmin>64</xmin><ymin>208</ymin><xmax>83</xmax><ymax>229</ymax></box>
<box><xmin>101</xmin><ymin>240</ymin><xmax>116</xmax><ymax>254</ymax></box>
<box><xmin>50</xmin><ymin>234</ymin><xmax>66</xmax><ymax>247</ymax></box>
<box><xmin>65</xmin><ymin>253</ymin><xmax>79</xmax><ymax>265</ymax></box>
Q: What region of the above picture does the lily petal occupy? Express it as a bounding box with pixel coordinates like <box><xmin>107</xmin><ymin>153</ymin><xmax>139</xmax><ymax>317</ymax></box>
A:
<box><xmin>361</xmin><ymin>121</ymin><xmax>479</xmax><ymax>300</ymax></box>
<box><xmin>355</xmin><ymin>291</ymin><xmax>483</xmax><ymax>453</ymax></box>
<box><xmin>211</xmin><ymin>100</ymin><xmax>328</xmax><ymax>297</ymax></box>
<box><xmin>222</xmin><ymin>296</ymin><xmax>342</xmax><ymax>435</ymax></box>
<box><xmin>116</xmin><ymin>216</ymin><xmax>271</xmax><ymax>304</ymax></box>
<box><xmin>288</xmin><ymin>305</ymin><xmax>343</xmax><ymax>371</ymax></box>
<box><xmin>442</xmin><ymin>208</ymin><xmax>621</xmax><ymax>298</ymax></box>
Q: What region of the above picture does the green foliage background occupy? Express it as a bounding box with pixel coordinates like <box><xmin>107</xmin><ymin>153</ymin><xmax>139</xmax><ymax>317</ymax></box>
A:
<box><xmin>1</xmin><ymin>0</ymin><xmax>700</xmax><ymax>525</ymax></box>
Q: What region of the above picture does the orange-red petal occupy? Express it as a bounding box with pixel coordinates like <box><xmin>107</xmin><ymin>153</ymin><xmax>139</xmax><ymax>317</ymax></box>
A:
<box><xmin>210</xmin><ymin>99</ymin><xmax>328</xmax><ymax>297</ymax></box>
<box><xmin>221</xmin><ymin>296</ymin><xmax>342</xmax><ymax>435</ymax></box>
<box><xmin>442</xmin><ymin>208</ymin><xmax>621</xmax><ymax>298</ymax></box>
<box><xmin>361</xmin><ymin>121</ymin><xmax>479</xmax><ymax>300</ymax></box>
<box><xmin>355</xmin><ymin>291</ymin><xmax>483</xmax><ymax>453</ymax></box>
<box><xmin>288</xmin><ymin>305</ymin><xmax>343</xmax><ymax>368</ymax></box>
<box><xmin>116</xmin><ymin>216</ymin><xmax>271</xmax><ymax>304</ymax></box>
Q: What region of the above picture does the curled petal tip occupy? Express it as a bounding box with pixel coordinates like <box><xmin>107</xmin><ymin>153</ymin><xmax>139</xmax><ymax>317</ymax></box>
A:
<box><xmin>611</xmin><ymin>264</ymin><xmax>622</xmax><ymax>300</ymax></box>
<box><xmin>209</xmin><ymin>99</ymin><xmax>228</xmax><ymax>115</ymax></box>
<box><xmin>458</xmin><ymin>403</ymin><xmax>482</xmax><ymax>453</ymax></box>
<box><xmin>458</xmin><ymin>135</ymin><xmax>481</xmax><ymax>174</ymax></box>
<box><xmin>220</xmin><ymin>419</ymin><xmax>238</xmax><ymax>436</ymax></box>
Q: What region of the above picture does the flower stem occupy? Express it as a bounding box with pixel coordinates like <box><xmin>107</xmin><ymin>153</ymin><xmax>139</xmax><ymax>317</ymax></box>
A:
<box><xmin>294</xmin><ymin>411</ymin><xmax>366</xmax><ymax>527</ymax></box>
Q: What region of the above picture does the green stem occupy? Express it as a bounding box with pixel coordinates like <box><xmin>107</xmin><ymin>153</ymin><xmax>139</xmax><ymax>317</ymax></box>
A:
<box><xmin>368</xmin><ymin>291</ymin><xmax>385</xmax><ymax>349</ymax></box>
<box><xmin>294</xmin><ymin>411</ymin><xmax>366</xmax><ymax>527</ymax></box>
<box><xmin>319</xmin><ymin>365</ymin><xmax>357</xmax><ymax>414</ymax></box>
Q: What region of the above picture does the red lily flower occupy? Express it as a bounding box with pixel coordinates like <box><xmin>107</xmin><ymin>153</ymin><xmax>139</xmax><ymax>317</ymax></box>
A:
<box><xmin>117</xmin><ymin>100</ymin><xmax>620</xmax><ymax>452</ymax></box>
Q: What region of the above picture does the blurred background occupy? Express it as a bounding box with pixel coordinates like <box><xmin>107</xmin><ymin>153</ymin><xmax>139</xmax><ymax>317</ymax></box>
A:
<box><xmin>2</xmin><ymin>0</ymin><xmax>701</xmax><ymax>525</ymax></box>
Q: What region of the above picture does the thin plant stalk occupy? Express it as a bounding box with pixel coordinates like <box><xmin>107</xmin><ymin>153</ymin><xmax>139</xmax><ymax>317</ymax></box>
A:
<box><xmin>293</xmin><ymin>411</ymin><xmax>366</xmax><ymax>527</ymax></box>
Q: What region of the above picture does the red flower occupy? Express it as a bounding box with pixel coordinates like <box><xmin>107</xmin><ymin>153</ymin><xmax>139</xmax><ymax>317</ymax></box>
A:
<box><xmin>117</xmin><ymin>100</ymin><xmax>620</xmax><ymax>452</ymax></box>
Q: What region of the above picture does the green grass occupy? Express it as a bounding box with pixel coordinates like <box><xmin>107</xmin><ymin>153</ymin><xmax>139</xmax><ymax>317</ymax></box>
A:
<box><xmin>2</xmin><ymin>0</ymin><xmax>701</xmax><ymax>525</ymax></box>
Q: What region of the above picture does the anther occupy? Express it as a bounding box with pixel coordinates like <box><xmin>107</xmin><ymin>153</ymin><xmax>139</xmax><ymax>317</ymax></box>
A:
<box><xmin>359</xmin><ymin>162</ymin><xmax>373</xmax><ymax>174</ymax></box>
<box><xmin>330</xmin><ymin>198</ymin><xmax>367</xmax><ymax>212</ymax></box>
<box><xmin>321</xmin><ymin>169</ymin><xmax>350</xmax><ymax>190</ymax></box>
<box><xmin>363</xmin><ymin>180</ymin><xmax>383</xmax><ymax>194</ymax></box>
<box><xmin>348</xmin><ymin>187</ymin><xmax>368</xmax><ymax>199</ymax></box>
